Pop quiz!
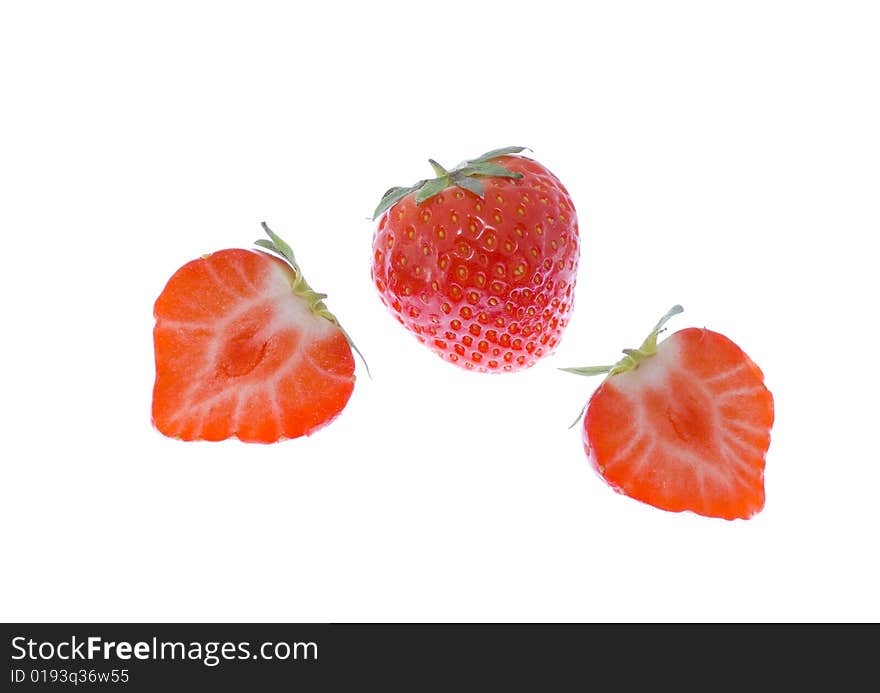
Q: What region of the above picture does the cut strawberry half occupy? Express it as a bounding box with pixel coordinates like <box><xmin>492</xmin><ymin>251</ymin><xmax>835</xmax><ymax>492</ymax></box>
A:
<box><xmin>563</xmin><ymin>306</ymin><xmax>774</xmax><ymax>520</ymax></box>
<box><xmin>152</xmin><ymin>223</ymin><xmax>360</xmax><ymax>443</ymax></box>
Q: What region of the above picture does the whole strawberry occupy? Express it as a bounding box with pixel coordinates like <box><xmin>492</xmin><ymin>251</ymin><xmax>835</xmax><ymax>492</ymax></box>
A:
<box><xmin>371</xmin><ymin>146</ymin><xmax>580</xmax><ymax>372</ymax></box>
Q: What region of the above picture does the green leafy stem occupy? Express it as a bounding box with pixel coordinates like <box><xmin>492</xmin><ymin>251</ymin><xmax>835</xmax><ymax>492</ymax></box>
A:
<box><xmin>559</xmin><ymin>305</ymin><xmax>684</xmax><ymax>427</ymax></box>
<box><xmin>372</xmin><ymin>146</ymin><xmax>529</xmax><ymax>220</ymax></box>
<box><xmin>256</xmin><ymin>222</ymin><xmax>370</xmax><ymax>377</ymax></box>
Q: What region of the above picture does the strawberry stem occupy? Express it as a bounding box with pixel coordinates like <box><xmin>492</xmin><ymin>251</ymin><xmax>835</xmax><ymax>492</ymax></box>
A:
<box><xmin>372</xmin><ymin>146</ymin><xmax>528</xmax><ymax>219</ymax></box>
<box><xmin>560</xmin><ymin>305</ymin><xmax>684</xmax><ymax>427</ymax></box>
<box><xmin>560</xmin><ymin>305</ymin><xmax>683</xmax><ymax>379</ymax></box>
<box><xmin>639</xmin><ymin>304</ymin><xmax>684</xmax><ymax>355</ymax></box>
<box><xmin>256</xmin><ymin>222</ymin><xmax>371</xmax><ymax>378</ymax></box>
<box><xmin>428</xmin><ymin>159</ymin><xmax>450</xmax><ymax>178</ymax></box>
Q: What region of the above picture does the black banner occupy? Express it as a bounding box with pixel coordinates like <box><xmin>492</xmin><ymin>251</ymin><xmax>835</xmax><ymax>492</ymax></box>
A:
<box><xmin>2</xmin><ymin>623</ymin><xmax>875</xmax><ymax>690</ymax></box>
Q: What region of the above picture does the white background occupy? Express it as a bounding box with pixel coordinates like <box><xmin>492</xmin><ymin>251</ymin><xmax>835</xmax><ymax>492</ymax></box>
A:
<box><xmin>2</xmin><ymin>1</ymin><xmax>878</xmax><ymax>622</ymax></box>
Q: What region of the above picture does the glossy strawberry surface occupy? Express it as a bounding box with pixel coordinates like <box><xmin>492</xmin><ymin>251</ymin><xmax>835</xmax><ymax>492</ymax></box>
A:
<box><xmin>372</xmin><ymin>151</ymin><xmax>580</xmax><ymax>372</ymax></box>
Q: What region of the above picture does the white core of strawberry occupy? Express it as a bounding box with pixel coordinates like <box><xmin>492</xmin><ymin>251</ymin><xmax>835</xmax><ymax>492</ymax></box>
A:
<box><xmin>264</xmin><ymin>258</ymin><xmax>339</xmax><ymax>340</ymax></box>
<box><xmin>610</xmin><ymin>334</ymin><xmax>683</xmax><ymax>393</ymax></box>
<box><xmin>560</xmin><ymin>305</ymin><xmax>685</xmax><ymax>427</ymax></box>
<box><xmin>257</xmin><ymin>222</ymin><xmax>370</xmax><ymax>377</ymax></box>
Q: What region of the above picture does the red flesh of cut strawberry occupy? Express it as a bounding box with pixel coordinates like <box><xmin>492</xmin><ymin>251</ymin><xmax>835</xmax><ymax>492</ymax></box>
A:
<box><xmin>565</xmin><ymin>307</ymin><xmax>774</xmax><ymax>520</ymax></box>
<box><xmin>152</xmin><ymin>226</ymin><xmax>356</xmax><ymax>443</ymax></box>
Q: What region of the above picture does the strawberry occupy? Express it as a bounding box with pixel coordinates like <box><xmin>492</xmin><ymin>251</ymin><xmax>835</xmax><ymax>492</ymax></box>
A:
<box><xmin>563</xmin><ymin>306</ymin><xmax>774</xmax><ymax>520</ymax></box>
<box><xmin>371</xmin><ymin>146</ymin><xmax>580</xmax><ymax>372</ymax></box>
<box><xmin>152</xmin><ymin>223</ymin><xmax>360</xmax><ymax>443</ymax></box>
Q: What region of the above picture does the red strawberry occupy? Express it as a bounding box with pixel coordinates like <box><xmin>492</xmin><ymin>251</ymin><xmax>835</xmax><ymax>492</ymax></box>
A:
<box><xmin>563</xmin><ymin>306</ymin><xmax>774</xmax><ymax>520</ymax></box>
<box><xmin>152</xmin><ymin>223</ymin><xmax>360</xmax><ymax>443</ymax></box>
<box><xmin>371</xmin><ymin>146</ymin><xmax>580</xmax><ymax>372</ymax></box>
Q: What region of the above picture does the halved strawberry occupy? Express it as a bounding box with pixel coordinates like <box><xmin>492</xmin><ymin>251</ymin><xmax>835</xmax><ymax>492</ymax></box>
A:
<box><xmin>152</xmin><ymin>223</ymin><xmax>359</xmax><ymax>443</ymax></box>
<box><xmin>563</xmin><ymin>306</ymin><xmax>774</xmax><ymax>520</ymax></box>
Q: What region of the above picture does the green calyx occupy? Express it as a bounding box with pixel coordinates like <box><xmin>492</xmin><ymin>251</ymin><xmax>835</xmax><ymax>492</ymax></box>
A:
<box><xmin>256</xmin><ymin>222</ymin><xmax>370</xmax><ymax>377</ymax></box>
<box><xmin>371</xmin><ymin>146</ymin><xmax>529</xmax><ymax>220</ymax></box>
<box><xmin>560</xmin><ymin>305</ymin><xmax>683</xmax><ymax>428</ymax></box>
<box><xmin>561</xmin><ymin>305</ymin><xmax>684</xmax><ymax>378</ymax></box>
